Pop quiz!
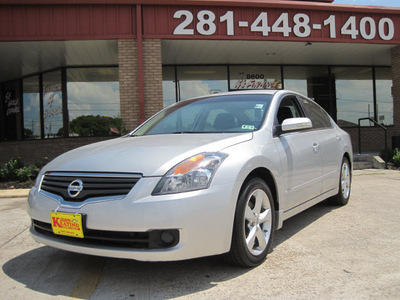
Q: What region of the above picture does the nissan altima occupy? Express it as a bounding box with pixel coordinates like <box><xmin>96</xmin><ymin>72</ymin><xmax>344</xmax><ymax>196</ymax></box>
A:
<box><xmin>28</xmin><ymin>90</ymin><xmax>352</xmax><ymax>267</ymax></box>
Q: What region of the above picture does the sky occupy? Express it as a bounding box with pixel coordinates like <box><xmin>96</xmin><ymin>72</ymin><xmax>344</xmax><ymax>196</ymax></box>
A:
<box><xmin>333</xmin><ymin>0</ymin><xmax>400</xmax><ymax>7</ymax></box>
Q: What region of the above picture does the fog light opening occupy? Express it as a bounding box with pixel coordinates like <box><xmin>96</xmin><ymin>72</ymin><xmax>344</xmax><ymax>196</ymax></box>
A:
<box><xmin>160</xmin><ymin>231</ymin><xmax>175</xmax><ymax>245</ymax></box>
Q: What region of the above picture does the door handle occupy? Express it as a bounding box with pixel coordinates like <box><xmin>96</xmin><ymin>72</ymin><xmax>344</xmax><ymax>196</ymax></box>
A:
<box><xmin>313</xmin><ymin>143</ymin><xmax>320</xmax><ymax>153</ymax></box>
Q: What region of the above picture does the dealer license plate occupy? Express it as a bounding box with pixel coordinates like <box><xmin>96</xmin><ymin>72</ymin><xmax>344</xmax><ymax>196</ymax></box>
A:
<box><xmin>50</xmin><ymin>212</ymin><xmax>84</xmax><ymax>238</ymax></box>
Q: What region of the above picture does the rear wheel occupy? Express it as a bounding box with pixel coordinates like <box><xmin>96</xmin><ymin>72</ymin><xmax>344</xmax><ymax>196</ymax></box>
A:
<box><xmin>330</xmin><ymin>157</ymin><xmax>351</xmax><ymax>206</ymax></box>
<box><xmin>226</xmin><ymin>178</ymin><xmax>275</xmax><ymax>267</ymax></box>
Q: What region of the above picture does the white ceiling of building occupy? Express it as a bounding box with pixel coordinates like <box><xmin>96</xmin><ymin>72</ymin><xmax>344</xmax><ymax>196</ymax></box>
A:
<box><xmin>0</xmin><ymin>40</ymin><xmax>118</xmax><ymax>82</ymax></box>
<box><xmin>0</xmin><ymin>39</ymin><xmax>395</xmax><ymax>83</ymax></box>
<box><xmin>162</xmin><ymin>40</ymin><xmax>394</xmax><ymax>66</ymax></box>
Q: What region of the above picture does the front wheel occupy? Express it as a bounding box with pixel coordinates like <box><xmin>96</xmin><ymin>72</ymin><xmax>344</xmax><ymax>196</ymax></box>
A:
<box><xmin>330</xmin><ymin>156</ymin><xmax>351</xmax><ymax>206</ymax></box>
<box><xmin>226</xmin><ymin>178</ymin><xmax>275</xmax><ymax>267</ymax></box>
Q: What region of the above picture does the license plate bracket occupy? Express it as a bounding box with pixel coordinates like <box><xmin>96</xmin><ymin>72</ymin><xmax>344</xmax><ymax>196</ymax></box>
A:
<box><xmin>50</xmin><ymin>211</ymin><xmax>84</xmax><ymax>238</ymax></box>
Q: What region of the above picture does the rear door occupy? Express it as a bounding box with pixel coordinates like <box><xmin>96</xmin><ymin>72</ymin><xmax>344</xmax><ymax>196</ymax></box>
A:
<box><xmin>299</xmin><ymin>96</ymin><xmax>342</xmax><ymax>193</ymax></box>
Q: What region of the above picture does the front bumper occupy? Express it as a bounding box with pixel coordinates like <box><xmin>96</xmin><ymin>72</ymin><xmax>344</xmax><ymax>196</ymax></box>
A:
<box><xmin>28</xmin><ymin>177</ymin><xmax>239</xmax><ymax>261</ymax></box>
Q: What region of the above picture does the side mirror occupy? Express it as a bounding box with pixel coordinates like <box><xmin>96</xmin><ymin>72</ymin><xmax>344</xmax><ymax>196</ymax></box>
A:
<box><xmin>281</xmin><ymin>117</ymin><xmax>312</xmax><ymax>132</ymax></box>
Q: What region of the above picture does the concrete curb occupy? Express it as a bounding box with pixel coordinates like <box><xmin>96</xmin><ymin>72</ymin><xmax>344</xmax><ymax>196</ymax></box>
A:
<box><xmin>0</xmin><ymin>189</ymin><xmax>30</xmax><ymax>198</ymax></box>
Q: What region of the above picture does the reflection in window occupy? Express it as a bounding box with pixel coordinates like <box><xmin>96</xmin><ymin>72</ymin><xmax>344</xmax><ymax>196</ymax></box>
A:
<box><xmin>43</xmin><ymin>70</ymin><xmax>63</xmax><ymax>138</ymax></box>
<box><xmin>229</xmin><ymin>66</ymin><xmax>281</xmax><ymax>90</ymax></box>
<box><xmin>67</xmin><ymin>68</ymin><xmax>121</xmax><ymax>137</ymax></box>
<box><xmin>23</xmin><ymin>76</ymin><xmax>41</xmax><ymax>139</ymax></box>
<box><xmin>333</xmin><ymin>67</ymin><xmax>373</xmax><ymax>127</ymax></box>
<box><xmin>375</xmin><ymin>67</ymin><xmax>393</xmax><ymax>126</ymax></box>
<box><xmin>177</xmin><ymin>66</ymin><xmax>228</xmax><ymax>101</ymax></box>
<box><xmin>163</xmin><ymin>66</ymin><xmax>176</xmax><ymax>107</ymax></box>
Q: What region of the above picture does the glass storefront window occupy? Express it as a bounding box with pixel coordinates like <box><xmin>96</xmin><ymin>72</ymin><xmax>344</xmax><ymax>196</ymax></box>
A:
<box><xmin>284</xmin><ymin>67</ymin><xmax>308</xmax><ymax>95</ymax></box>
<box><xmin>284</xmin><ymin>66</ymin><xmax>332</xmax><ymax>116</ymax></box>
<box><xmin>23</xmin><ymin>76</ymin><xmax>41</xmax><ymax>139</ymax></box>
<box><xmin>375</xmin><ymin>67</ymin><xmax>393</xmax><ymax>126</ymax></box>
<box><xmin>229</xmin><ymin>65</ymin><xmax>281</xmax><ymax>90</ymax></box>
<box><xmin>163</xmin><ymin>66</ymin><xmax>176</xmax><ymax>107</ymax></box>
<box><xmin>333</xmin><ymin>67</ymin><xmax>374</xmax><ymax>127</ymax></box>
<box><xmin>67</xmin><ymin>68</ymin><xmax>121</xmax><ymax>137</ymax></box>
<box><xmin>177</xmin><ymin>66</ymin><xmax>228</xmax><ymax>101</ymax></box>
<box><xmin>43</xmin><ymin>70</ymin><xmax>63</xmax><ymax>138</ymax></box>
<box><xmin>284</xmin><ymin>66</ymin><xmax>329</xmax><ymax>97</ymax></box>
<box><xmin>1</xmin><ymin>63</ymin><xmax>394</xmax><ymax>143</ymax></box>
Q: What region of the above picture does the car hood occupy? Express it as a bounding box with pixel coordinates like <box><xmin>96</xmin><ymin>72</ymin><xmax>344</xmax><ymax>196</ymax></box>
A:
<box><xmin>43</xmin><ymin>133</ymin><xmax>253</xmax><ymax>176</ymax></box>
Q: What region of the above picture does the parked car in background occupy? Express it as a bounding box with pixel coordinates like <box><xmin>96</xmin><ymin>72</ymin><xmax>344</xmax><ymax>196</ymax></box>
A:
<box><xmin>28</xmin><ymin>90</ymin><xmax>352</xmax><ymax>267</ymax></box>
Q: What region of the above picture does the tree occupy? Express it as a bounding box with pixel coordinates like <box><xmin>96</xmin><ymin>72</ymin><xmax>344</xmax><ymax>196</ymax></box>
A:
<box><xmin>24</xmin><ymin>128</ymin><xmax>33</xmax><ymax>138</ymax></box>
<box><xmin>69</xmin><ymin>115</ymin><xmax>125</xmax><ymax>137</ymax></box>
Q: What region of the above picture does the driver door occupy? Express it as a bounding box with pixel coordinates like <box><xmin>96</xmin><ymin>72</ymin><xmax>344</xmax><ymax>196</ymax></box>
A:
<box><xmin>273</xmin><ymin>95</ymin><xmax>323</xmax><ymax>212</ymax></box>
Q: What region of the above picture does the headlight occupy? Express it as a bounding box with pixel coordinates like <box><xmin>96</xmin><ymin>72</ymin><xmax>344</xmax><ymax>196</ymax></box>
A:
<box><xmin>152</xmin><ymin>153</ymin><xmax>228</xmax><ymax>195</ymax></box>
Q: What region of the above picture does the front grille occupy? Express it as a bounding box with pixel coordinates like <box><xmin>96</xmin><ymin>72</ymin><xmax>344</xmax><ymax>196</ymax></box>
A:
<box><xmin>40</xmin><ymin>172</ymin><xmax>141</xmax><ymax>202</ymax></box>
<box><xmin>32</xmin><ymin>219</ymin><xmax>179</xmax><ymax>249</ymax></box>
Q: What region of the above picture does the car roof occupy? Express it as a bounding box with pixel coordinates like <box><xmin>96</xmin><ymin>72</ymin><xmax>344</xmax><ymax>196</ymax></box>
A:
<box><xmin>182</xmin><ymin>90</ymin><xmax>281</xmax><ymax>102</ymax></box>
<box><xmin>209</xmin><ymin>90</ymin><xmax>279</xmax><ymax>96</ymax></box>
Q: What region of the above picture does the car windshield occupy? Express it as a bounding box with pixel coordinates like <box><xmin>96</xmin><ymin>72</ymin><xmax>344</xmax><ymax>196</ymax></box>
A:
<box><xmin>131</xmin><ymin>94</ymin><xmax>273</xmax><ymax>136</ymax></box>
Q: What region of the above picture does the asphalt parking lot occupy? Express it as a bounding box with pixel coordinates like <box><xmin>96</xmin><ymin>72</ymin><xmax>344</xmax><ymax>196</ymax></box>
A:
<box><xmin>1</xmin><ymin>169</ymin><xmax>399</xmax><ymax>299</ymax></box>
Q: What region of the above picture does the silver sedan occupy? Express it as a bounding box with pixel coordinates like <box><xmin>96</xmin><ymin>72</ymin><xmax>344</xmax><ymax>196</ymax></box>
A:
<box><xmin>28</xmin><ymin>90</ymin><xmax>352</xmax><ymax>267</ymax></box>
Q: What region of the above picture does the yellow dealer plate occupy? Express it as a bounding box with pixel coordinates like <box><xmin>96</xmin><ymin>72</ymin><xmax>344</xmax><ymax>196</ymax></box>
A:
<box><xmin>50</xmin><ymin>212</ymin><xmax>84</xmax><ymax>238</ymax></box>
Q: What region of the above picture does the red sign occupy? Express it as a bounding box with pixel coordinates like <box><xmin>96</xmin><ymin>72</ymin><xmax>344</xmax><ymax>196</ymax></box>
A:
<box><xmin>0</xmin><ymin>3</ymin><xmax>399</xmax><ymax>44</ymax></box>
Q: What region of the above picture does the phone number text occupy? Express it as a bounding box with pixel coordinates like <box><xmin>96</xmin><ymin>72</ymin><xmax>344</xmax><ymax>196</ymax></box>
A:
<box><xmin>173</xmin><ymin>10</ymin><xmax>395</xmax><ymax>41</ymax></box>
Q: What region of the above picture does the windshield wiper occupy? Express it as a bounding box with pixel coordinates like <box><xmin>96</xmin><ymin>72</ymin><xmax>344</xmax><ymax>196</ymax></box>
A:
<box><xmin>172</xmin><ymin>131</ymin><xmax>200</xmax><ymax>134</ymax></box>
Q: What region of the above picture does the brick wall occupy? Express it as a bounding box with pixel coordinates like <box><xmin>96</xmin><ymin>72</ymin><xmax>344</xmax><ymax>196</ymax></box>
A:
<box><xmin>118</xmin><ymin>38</ymin><xmax>163</xmax><ymax>129</ymax></box>
<box><xmin>0</xmin><ymin>136</ymin><xmax>115</xmax><ymax>166</ymax></box>
<box><xmin>143</xmin><ymin>39</ymin><xmax>163</xmax><ymax>120</ymax></box>
<box><xmin>118</xmin><ymin>39</ymin><xmax>139</xmax><ymax>132</ymax></box>
<box><xmin>344</xmin><ymin>127</ymin><xmax>395</xmax><ymax>154</ymax></box>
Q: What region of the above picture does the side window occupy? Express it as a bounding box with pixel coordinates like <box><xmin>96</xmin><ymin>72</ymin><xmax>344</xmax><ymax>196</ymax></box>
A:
<box><xmin>276</xmin><ymin>97</ymin><xmax>303</xmax><ymax>124</ymax></box>
<box><xmin>300</xmin><ymin>97</ymin><xmax>332</xmax><ymax>129</ymax></box>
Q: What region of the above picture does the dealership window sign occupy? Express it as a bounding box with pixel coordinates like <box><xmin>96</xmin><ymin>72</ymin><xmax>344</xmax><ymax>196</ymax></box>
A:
<box><xmin>43</xmin><ymin>83</ymin><xmax>62</xmax><ymax>119</ymax></box>
<box><xmin>229</xmin><ymin>67</ymin><xmax>282</xmax><ymax>90</ymax></box>
<box><xmin>169</xmin><ymin>8</ymin><xmax>397</xmax><ymax>43</ymax></box>
<box><xmin>234</xmin><ymin>78</ymin><xmax>282</xmax><ymax>90</ymax></box>
<box><xmin>5</xmin><ymin>91</ymin><xmax>20</xmax><ymax>116</ymax></box>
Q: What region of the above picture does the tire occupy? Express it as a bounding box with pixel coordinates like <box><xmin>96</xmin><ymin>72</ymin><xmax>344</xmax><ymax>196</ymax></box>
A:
<box><xmin>226</xmin><ymin>178</ymin><xmax>275</xmax><ymax>267</ymax></box>
<box><xmin>330</xmin><ymin>157</ymin><xmax>351</xmax><ymax>206</ymax></box>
